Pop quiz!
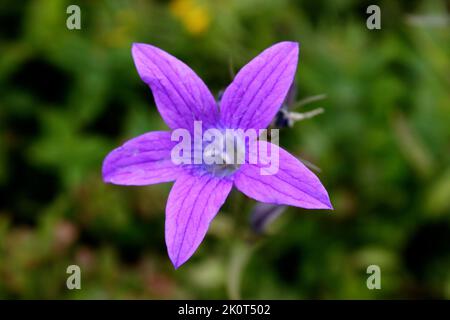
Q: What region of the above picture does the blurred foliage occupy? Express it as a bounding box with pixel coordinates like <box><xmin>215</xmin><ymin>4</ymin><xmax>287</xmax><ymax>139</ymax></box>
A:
<box><xmin>0</xmin><ymin>0</ymin><xmax>449</xmax><ymax>299</ymax></box>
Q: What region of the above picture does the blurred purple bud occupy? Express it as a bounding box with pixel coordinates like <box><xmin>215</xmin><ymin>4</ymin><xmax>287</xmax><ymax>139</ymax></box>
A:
<box><xmin>274</xmin><ymin>107</ymin><xmax>290</xmax><ymax>128</ymax></box>
<box><xmin>250</xmin><ymin>203</ymin><xmax>287</xmax><ymax>234</ymax></box>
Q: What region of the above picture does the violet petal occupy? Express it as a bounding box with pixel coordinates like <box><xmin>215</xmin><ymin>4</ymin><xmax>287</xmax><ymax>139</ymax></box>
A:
<box><xmin>102</xmin><ymin>131</ymin><xmax>182</xmax><ymax>185</ymax></box>
<box><xmin>132</xmin><ymin>43</ymin><xmax>219</xmax><ymax>130</ymax></box>
<box><xmin>234</xmin><ymin>141</ymin><xmax>332</xmax><ymax>209</ymax></box>
<box><xmin>165</xmin><ymin>172</ymin><xmax>233</xmax><ymax>268</ymax></box>
<box><xmin>219</xmin><ymin>42</ymin><xmax>299</xmax><ymax>130</ymax></box>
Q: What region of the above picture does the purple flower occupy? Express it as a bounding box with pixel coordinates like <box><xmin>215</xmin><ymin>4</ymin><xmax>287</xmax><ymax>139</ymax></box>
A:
<box><xmin>102</xmin><ymin>42</ymin><xmax>332</xmax><ymax>268</ymax></box>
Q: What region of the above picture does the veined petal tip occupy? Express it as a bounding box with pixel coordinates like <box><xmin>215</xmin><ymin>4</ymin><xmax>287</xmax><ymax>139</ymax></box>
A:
<box><xmin>131</xmin><ymin>42</ymin><xmax>156</xmax><ymax>61</ymax></box>
<box><xmin>167</xmin><ymin>238</ymin><xmax>190</xmax><ymax>270</ymax></box>
<box><xmin>323</xmin><ymin>192</ymin><xmax>334</xmax><ymax>210</ymax></box>
<box><xmin>169</xmin><ymin>254</ymin><xmax>187</xmax><ymax>270</ymax></box>
<box><xmin>101</xmin><ymin>163</ymin><xmax>111</xmax><ymax>183</ymax></box>
<box><xmin>304</xmin><ymin>200</ymin><xmax>333</xmax><ymax>211</ymax></box>
<box><xmin>102</xmin><ymin>174</ymin><xmax>113</xmax><ymax>184</ymax></box>
<box><xmin>317</xmin><ymin>194</ymin><xmax>333</xmax><ymax>210</ymax></box>
<box><xmin>274</xmin><ymin>41</ymin><xmax>300</xmax><ymax>52</ymax></box>
<box><xmin>131</xmin><ymin>42</ymin><xmax>146</xmax><ymax>50</ymax></box>
<box><xmin>101</xmin><ymin>168</ymin><xmax>119</xmax><ymax>185</ymax></box>
<box><xmin>101</xmin><ymin>154</ymin><xmax>115</xmax><ymax>184</ymax></box>
<box><xmin>131</xmin><ymin>43</ymin><xmax>148</xmax><ymax>60</ymax></box>
<box><xmin>131</xmin><ymin>42</ymin><xmax>162</xmax><ymax>56</ymax></box>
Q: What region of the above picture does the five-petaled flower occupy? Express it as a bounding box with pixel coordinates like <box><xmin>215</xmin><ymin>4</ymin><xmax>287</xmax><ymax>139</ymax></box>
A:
<box><xmin>102</xmin><ymin>41</ymin><xmax>333</xmax><ymax>269</ymax></box>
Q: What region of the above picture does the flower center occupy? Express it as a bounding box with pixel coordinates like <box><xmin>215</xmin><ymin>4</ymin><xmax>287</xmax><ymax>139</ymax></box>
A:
<box><xmin>203</xmin><ymin>133</ymin><xmax>245</xmax><ymax>177</ymax></box>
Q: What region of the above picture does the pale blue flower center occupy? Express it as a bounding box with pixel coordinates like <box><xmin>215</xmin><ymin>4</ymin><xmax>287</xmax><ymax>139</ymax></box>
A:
<box><xmin>203</xmin><ymin>132</ymin><xmax>245</xmax><ymax>177</ymax></box>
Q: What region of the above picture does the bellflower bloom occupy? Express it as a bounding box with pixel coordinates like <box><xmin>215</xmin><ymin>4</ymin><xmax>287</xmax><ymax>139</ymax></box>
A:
<box><xmin>102</xmin><ymin>41</ymin><xmax>332</xmax><ymax>268</ymax></box>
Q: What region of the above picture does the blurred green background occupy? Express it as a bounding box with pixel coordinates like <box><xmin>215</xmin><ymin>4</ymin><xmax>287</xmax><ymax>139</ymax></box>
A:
<box><xmin>0</xmin><ymin>0</ymin><xmax>449</xmax><ymax>299</ymax></box>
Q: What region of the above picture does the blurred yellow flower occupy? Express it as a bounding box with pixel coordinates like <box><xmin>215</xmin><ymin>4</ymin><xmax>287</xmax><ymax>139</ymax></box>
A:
<box><xmin>169</xmin><ymin>0</ymin><xmax>211</xmax><ymax>35</ymax></box>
